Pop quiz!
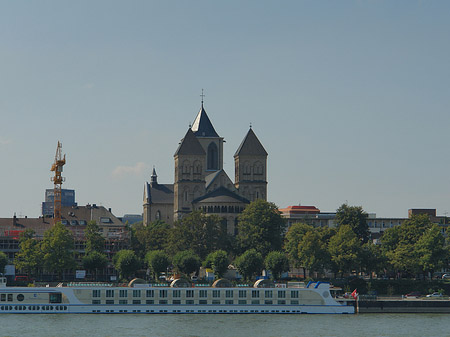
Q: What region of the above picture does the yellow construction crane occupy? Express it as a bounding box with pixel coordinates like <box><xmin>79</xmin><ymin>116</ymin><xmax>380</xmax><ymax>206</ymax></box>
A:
<box><xmin>51</xmin><ymin>141</ymin><xmax>66</xmax><ymax>225</ymax></box>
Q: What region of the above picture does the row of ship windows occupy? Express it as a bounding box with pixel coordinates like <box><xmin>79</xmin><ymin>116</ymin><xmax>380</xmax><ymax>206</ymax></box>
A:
<box><xmin>95</xmin><ymin>309</ymin><xmax>303</xmax><ymax>314</ymax></box>
<box><xmin>0</xmin><ymin>305</ymin><xmax>68</xmax><ymax>311</ymax></box>
<box><xmin>94</xmin><ymin>289</ymin><xmax>300</xmax><ymax>299</ymax></box>
<box><xmin>92</xmin><ymin>299</ymin><xmax>299</xmax><ymax>305</ymax></box>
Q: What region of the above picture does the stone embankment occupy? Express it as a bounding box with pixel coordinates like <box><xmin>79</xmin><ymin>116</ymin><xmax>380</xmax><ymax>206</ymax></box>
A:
<box><xmin>355</xmin><ymin>298</ymin><xmax>450</xmax><ymax>313</ymax></box>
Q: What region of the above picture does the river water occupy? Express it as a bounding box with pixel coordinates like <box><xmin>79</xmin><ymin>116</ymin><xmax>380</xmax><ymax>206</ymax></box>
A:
<box><xmin>0</xmin><ymin>313</ymin><xmax>448</xmax><ymax>337</ymax></box>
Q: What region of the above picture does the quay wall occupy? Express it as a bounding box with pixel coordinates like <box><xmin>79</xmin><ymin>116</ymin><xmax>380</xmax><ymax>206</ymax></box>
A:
<box><xmin>358</xmin><ymin>300</ymin><xmax>450</xmax><ymax>313</ymax></box>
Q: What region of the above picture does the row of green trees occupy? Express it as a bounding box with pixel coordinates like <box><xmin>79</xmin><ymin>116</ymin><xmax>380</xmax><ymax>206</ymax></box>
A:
<box><xmin>285</xmin><ymin>207</ymin><xmax>450</xmax><ymax>279</ymax></box>
<box><xmin>130</xmin><ymin>200</ymin><xmax>286</xmax><ymax>261</ymax></box>
<box><xmin>12</xmin><ymin>221</ymin><xmax>109</xmax><ymax>280</ymax></box>
<box><xmin>6</xmin><ymin>199</ymin><xmax>449</xmax><ymax>282</ymax></box>
<box><xmin>144</xmin><ymin>248</ymin><xmax>289</xmax><ymax>282</ymax></box>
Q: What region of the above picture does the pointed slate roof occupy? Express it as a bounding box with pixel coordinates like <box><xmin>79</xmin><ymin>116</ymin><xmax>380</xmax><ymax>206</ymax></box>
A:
<box><xmin>174</xmin><ymin>128</ymin><xmax>206</xmax><ymax>156</ymax></box>
<box><xmin>234</xmin><ymin>128</ymin><xmax>268</xmax><ymax>157</ymax></box>
<box><xmin>191</xmin><ymin>105</ymin><xmax>219</xmax><ymax>138</ymax></box>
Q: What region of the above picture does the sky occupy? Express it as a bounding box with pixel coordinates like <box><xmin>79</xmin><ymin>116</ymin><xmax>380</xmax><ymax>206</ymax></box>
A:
<box><xmin>1</xmin><ymin>0</ymin><xmax>450</xmax><ymax>219</ymax></box>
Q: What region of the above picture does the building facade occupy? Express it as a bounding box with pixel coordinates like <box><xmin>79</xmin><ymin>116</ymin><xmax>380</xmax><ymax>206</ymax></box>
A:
<box><xmin>143</xmin><ymin>103</ymin><xmax>268</xmax><ymax>234</ymax></box>
<box><xmin>42</xmin><ymin>188</ymin><xmax>77</xmax><ymax>217</ymax></box>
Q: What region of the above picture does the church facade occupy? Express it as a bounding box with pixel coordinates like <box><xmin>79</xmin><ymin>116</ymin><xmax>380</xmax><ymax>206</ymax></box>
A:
<box><xmin>143</xmin><ymin>103</ymin><xmax>268</xmax><ymax>234</ymax></box>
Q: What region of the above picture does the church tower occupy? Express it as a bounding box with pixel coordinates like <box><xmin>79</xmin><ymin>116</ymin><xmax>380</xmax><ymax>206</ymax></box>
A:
<box><xmin>191</xmin><ymin>103</ymin><xmax>224</xmax><ymax>174</ymax></box>
<box><xmin>234</xmin><ymin>128</ymin><xmax>268</xmax><ymax>202</ymax></box>
<box><xmin>174</xmin><ymin>128</ymin><xmax>206</xmax><ymax>219</ymax></box>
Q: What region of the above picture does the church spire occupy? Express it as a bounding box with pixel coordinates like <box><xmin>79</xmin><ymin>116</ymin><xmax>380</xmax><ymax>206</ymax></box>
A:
<box><xmin>191</xmin><ymin>105</ymin><xmax>219</xmax><ymax>138</ymax></box>
<box><xmin>150</xmin><ymin>166</ymin><xmax>158</xmax><ymax>186</ymax></box>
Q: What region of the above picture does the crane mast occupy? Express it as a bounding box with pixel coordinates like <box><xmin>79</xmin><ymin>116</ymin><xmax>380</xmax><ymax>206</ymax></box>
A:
<box><xmin>50</xmin><ymin>141</ymin><xmax>66</xmax><ymax>225</ymax></box>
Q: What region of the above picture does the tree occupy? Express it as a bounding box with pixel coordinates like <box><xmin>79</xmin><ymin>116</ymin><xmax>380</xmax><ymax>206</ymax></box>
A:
<box><xmin>416</xmin><ymin>225</ymin><xmax>448</xmax><ymax>276</ymax></box>
<box><xmin>381</xmin><ymin>214</ymin><xmax>442</xmax><ymax>277</ymax></box>
<box><xmin>83</xmin><ymin>251</ymin><xmax>108</xmax><ymax>280</ymax></box>
<box><xmin>297</xmin><ymin>230</ymin><xmax>330</xmax><ymax>278</ymax></box>
<box><xmin>284</xmin><ymin>222</ymin><xmax>314</xmax><ymax>267</ymax></box>
<box><xmin>167</xmin><ymin>211</ymin><xmax>231</xmax><ymax>260</ymax></box>
<box><xmin>84</xmin><ymin>221</ymin><xmax>105</xmax><ymax>254</ymax></box>
<box><xmin>335</xmin><ymin>204</ymin><xmax>369</xmax><ymax>243</ymax></box>
<box><xmin>41</xmin><ymin>222</ymin><xmax>76</xmax><ymax>279</ymax></box>
<box><xmin>15</xmin><ymin>229</ymin><xmax>43</xmax><ymax>278</ymax></box>
<box><xmin>234</xmin><ymin>249</ymin><xmax>264</xmax><ymax>281</ymax></box>
<box><xmin>265</xmin><ymin>251</ymin><xmax>289</xmax><ymax>280</ymax></box>
<box><xmin>131</xmin><ymin>221</ymin><xmax>170</xmax><ymax>258</ymax></box>
<box><xmin>145</xmin><ymin>250</ymin><xmax>170</xmax><ymax>281</ymax></box>
<box><xmin>236</xmin><ymin>199</ymin><xmax>287</xmax><ymax>256</ymax></box>
<box><xmin>360</xmin><ymin>242</ymin><xmax>385</xmax><ymax>278</ymax></box>
<box><xmin>113</xmin><ymin>250</ymin><xmax>141</xmax><ymax>280</ymax></box>
<box><xmin>328</xmin><ymin>225</ymin><xmax>362</xmax><ymax>277</ymax></box>
<box><xmin>203</xmin><ymin>250</ymin><xmax>229</xmax><ymax>279</ymax></box>
<box><xmin>0</xmin><ymin>251</ymin><xmax>7</xmax><ymax>275</ymax></box>
<box><xmin>172</xmin><ymin>250</ymin><xmax>201</xmax><ymax>276</ymax></box>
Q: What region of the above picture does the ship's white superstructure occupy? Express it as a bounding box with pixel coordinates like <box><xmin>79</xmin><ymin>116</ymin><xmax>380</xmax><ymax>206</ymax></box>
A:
<box><xmin>0</xmin><ymin>277</ymin><xmax>354</xmax><ymax>314</ymax></box>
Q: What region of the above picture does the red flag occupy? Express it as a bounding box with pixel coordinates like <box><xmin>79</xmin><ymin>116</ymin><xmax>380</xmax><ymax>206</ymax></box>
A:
<box><xmin>351</xmin><ymin>289</ymin><xmax>358</xmax><ymax>300</ymax></box>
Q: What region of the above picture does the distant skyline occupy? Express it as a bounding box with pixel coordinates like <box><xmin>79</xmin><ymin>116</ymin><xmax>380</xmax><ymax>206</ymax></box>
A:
<box><xmin>1</xmin><ymin>1</ymin><xmax>450</xmax><ymax>219</ymax></box>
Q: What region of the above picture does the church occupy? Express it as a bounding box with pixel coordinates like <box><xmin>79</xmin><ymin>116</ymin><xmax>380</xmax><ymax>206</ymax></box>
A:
<box><xmin>143</xmin><ymin>101</ymin><xmax>268</xmax><ymax>234</ymax></box>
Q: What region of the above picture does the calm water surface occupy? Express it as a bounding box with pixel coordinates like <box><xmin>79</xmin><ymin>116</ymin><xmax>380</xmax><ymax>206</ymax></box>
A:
<box><xmin>0</xmin><ymin>313</ymin><xmax>449</xmax><ymax>337</ymax></box>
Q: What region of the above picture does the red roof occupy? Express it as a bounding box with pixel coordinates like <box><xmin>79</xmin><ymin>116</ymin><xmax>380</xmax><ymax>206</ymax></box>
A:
<box><xmin>279</xmin><ymin>205</ymin><xmax>320</xmax><ymax>214</ymax></box>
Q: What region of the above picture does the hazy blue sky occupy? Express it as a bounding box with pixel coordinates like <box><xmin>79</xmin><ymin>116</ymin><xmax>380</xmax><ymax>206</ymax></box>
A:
<box><xmin>1</xmin><ymin>1</ymin><xmax>449</xmax><ymax>219</ymax></box>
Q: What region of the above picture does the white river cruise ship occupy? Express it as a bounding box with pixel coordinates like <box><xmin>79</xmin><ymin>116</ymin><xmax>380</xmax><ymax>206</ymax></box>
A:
<box><xmin>0</xmin><ymin>277</ymin><xmax>354</xmax><ymax>314</ymax></box>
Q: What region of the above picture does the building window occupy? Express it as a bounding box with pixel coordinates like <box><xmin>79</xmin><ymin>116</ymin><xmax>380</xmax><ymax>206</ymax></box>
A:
<box><xmin>278</xmin><ymin>291</ymin><xmax>285</xmax><ymax>298</ymax></box>
<box><xmin>173</xmin><ymin>290</ymin><xmax>181</xmax><ymax>298</ymax></box>
<box><xmin>133</xmin><ymin>290</ymin><xmax>141</xmax><ymax>297</ymax></box>
<box><xmin>199</xmin><ymin>290</ymin><xmax>207</xmax><ymax>298</ymax></box>
<box><xmin>212</xmin><ymin>290</ymin><xmax>220</xmax><ymax>298</ymax></box>
<box><xmin>92</xmin><ymin>290</ymin><xmax>101</xmax><ymax>298</ymax></box>
<box><xmin>159</xmin><ymin>290</ymin><xmax>168</xmax><ymax>298</ymax></box>
<box><xmin>207</xmin><ymin>142</ymin><xmax>219</xmax><ymax>170</ymax></box>
<box><xmin>225</xmin><ymin>290</ymin><xmax>233</xmax><ymax>298</ymax></box>
<box><xmin>119</xmin><ymin>290</ymin><xmax>128</xmax><ymax>298</ymax></box>
<box><xmin>106</xmin><ymin>290</ymin><xmax>114</xmax><ymax>298</ymax></box>
<box><xmin>186</xmin><ymin>290</ymin><xmax>194</xmax><ymax>298</ymax></box>
<box><xmin>146</xmin><ymin>290</ymin><xmax>154</xmax><ymax>298</ymax></box>
<box><xmin>155</xmin><ymin>211</ymin><xmax>161</xmax><ymax>220</ymax></box>
<box><xmin>291</xmin><ymin>291</ymin><xmax>299</xmax><ymax>299</ymax></box>
<box><xmin>264</xmin><ymin>291</ymin><xmax>272</xmax><ymax>298</ymax></box>
<box><xmin>252</xmin><ymin>290</ymin><xmax>259</xmax><ymax>298</ymax></box>
<box><xmin>238</xmin><ymin>290</ymin><xmax>247</xmax><ymax>298</ymax></box>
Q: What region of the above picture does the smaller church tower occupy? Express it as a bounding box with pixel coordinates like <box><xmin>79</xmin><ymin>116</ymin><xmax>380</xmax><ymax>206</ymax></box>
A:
<box><xmin>143</xmin><ymin>167</ymin><xmax>175</xmax><ymax>226</ymax></box>
<box><xmin>234</xmin><ymin>128</ymin><xmax>268</xmax><ymax>202</ymax></box>
<box><xmin>174</xmin><ymin>128</ymin><xmax>207</xmax><ymax>219</ymax></box>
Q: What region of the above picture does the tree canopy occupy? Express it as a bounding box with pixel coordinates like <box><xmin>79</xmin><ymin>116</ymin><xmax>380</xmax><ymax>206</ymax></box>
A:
<box><xmin>84</xmin><ymin>221</ymin><xmax>105</xmax><ymax>254</ymax></box>
<box><xmin>0</xmin><ymin>251</ymin><xmax>7</xmax><ymax>275</ymax></box>
<box><xmin>236</xmin><ymin>199</ymin><xmax>287</xmax><ymax>256</ymax></box>
<box><xmin>113</xmin><ymin>249</ymin><xmax>141</xmax><ymax>280</ymax></box>
<box><xmin>335</xmin><ymin>204</ymin><xmax>369</xmax><ymax>243</ymax></box>
<box><xmin>203</xmin><ymin>250</ymin><xmax>229</xmax><ymax>279</ymax></box>
<box><xmin>328</xmin><ymin>224</ymin><xmax>362</xmax><ymax>276</ymax></box>
<box><xmin>381</xmin><ymin>214</ymin><xmax>449</xmax><ymax>277</ymax></box>
<box><xmin>41</xmin><ymin>222</ymin><xmax>76</xmax><ymax>279</ymax></box>
<box><xmin>145</xmin><ymin>250</ymin><xmax>171</xmax><ymax>280</ymax></box>
<box><xmin>234</xmin><ymin>249</ymin><xmax>264</xmax><ymax>281</ymax></box>
<box><xmin>15</xmin><ymin>229</ymin><xmax>42</xmax><ymax>277</ymax></box>
<box><xmin>83</xmin><ymin>251</ymin><xmax>108</xmax><ymax>277</ymax></box>
<box><xmin>131</xmin><ymin>220</ymin><xmax>170</xmax><ymax>258</ymax></box>
<box><xmin>172</xmin><ymin>250</ymin><xmax>201</xmax><ymax>276</ymax></box>
<box><xmin>167</xmin><ymin>211</ymin><xmax>231</xmax><ymax>260</ymax></box>
<box><xmin>264</xmin><ymin>251</ymin><xmax>289</xmax><ymax>280</ymax></box>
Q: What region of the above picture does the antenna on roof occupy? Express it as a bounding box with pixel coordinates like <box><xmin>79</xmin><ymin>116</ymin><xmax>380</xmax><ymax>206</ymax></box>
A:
<box><xmin>249</xmin><ymin>122</ymin><xmax>252</xmax><ymax>129</ymax></box>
